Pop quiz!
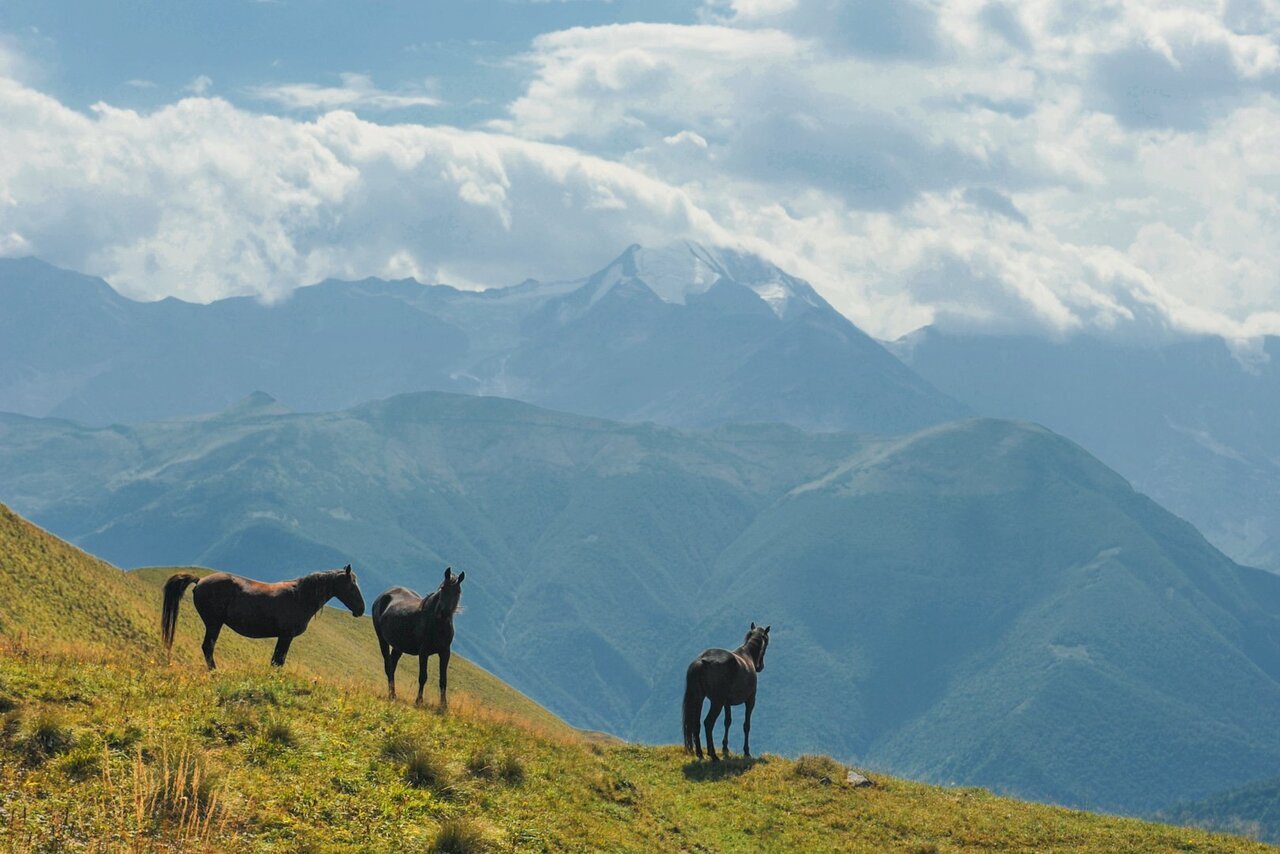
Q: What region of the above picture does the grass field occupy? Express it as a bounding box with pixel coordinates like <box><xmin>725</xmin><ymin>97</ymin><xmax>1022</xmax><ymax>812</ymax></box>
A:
<box><xmin>1</xmin><ymin>503</ymin><xmax>1273</xmax><ymax>851</ymax></box>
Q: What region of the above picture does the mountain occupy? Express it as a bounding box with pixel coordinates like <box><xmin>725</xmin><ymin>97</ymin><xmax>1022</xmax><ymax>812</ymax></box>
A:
<box><xmin>2</xmin><ymin>507</ymin><xmax>1263</xmax><ymax>852</ymax></box>
<box><xmin>3</xmin><ymin>393</ymin><xmax>1280</xmax><ymax>815</ymax></box>
<box><xmin>1162</xmin><ymin>777</ymin><xmax>1280</xmax><ymax>844</ymax></box>
<box><xmin>0</xmin><ymin>245</ymin><xmax>964</xmax><ymax>433</ymax></box>
<box><xmin>897</xmin><ymin>329</ymin><xmax>1280</xmax><ymax>572</ymax></box>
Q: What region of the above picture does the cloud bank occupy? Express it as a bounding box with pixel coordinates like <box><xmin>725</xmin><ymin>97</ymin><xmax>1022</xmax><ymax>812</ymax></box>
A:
<box><xmin>2</xmin><ymin>1</ymin><xmax>1280</xmax><ymax>344</ymax></box>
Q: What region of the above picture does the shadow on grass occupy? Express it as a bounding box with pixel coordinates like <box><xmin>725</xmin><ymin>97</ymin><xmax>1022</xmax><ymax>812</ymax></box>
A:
<box><xmin>682</xmin><ymin>755</ymin><xmax>767</xmax><ymax>782</ymax></box>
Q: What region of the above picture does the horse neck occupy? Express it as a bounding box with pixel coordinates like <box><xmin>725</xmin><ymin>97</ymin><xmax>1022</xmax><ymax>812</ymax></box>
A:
<box><xmin>297</xmin><ymin>572</ymin><xmax>336</xmax><ymax>614</ymax></box>
<box><xmin>736</xmin><ymin>636</ymin><xmax>763</xmax><ymax>668</ymax></box>
<box><xmin>420</xmin><ymin>589</ymin><xmax>454</xmax><ymax>624</ymax></box>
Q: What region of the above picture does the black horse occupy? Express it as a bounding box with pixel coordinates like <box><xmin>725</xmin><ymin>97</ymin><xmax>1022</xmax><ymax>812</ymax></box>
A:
<box><xmin>161</xmin><ymin>565</ymin><xmax>365</xmax><ymax>669</ymax></box>
<box><xmin>371</xmin><ymin>567</ymin><xmax>465</xmax><ymax>709</ymax></box>
<box><xmin>683</xmin><ymin>622</ymin><xmax>770</xmax><ymax>761</ymax></box>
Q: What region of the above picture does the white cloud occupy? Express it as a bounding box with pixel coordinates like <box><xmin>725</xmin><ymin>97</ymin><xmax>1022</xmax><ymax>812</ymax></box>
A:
<box><xmin>185</xmin><ymin>75</ymin><xmax>213</xmax><ymax>95</ymax></box>
<box><xmin>248</xmin><ymin>73</ymin><xmax>443</xmax><ymax>111</ymax></box>
<box><xmin>498</xmin><ymin>24</ymin><xmax>801</xmax><ymax>142</ymax></box>
<box><xmin>0</xmin><ymin>76</ymin><xmax>721</xmax><ymax>303</ymax></box>
<box><xmin>489</xmin><ymin>3</ymin><xmax>1280</xmax><ymax>342</ymax></box>
<box><xmin>3</xmin><ymin>3</ymin><xmax>1280</xmax><ymax>346</ymax></box>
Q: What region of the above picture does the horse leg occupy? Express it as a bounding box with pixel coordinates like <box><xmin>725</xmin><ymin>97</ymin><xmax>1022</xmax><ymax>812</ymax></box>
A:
<box><xmin>692</xmin><ymin>695</ymin><xmax>704</xmax><ymax>760</ymax></box>
<box><xmin>743</xmin><ymin>695</ymin><xmax>755</xmax><ymax>758</ymax></box>
<box><xmin>384</xmin><ymin>647</ymin><xmax>402</xmax><ymax>700</ymax></box>
<box><xmin>201</xmin><ymin>620</ymin><xmax>222</xmax><ymax>671</ymax></box>
<box><xmin>704</xmin><ymin>702</ymin><xmax>723</xmax><ymax>762</ymax></box>
<box><xmin>416</xmin><ymin>654</ymin><xmax>429</xmax><ymax>706</ymax></box>
<box><xmin>271</xmin><ymin>635</ymin><xmax>293</xmax><ymax>667</ymax></box>
<box><xmin>722</xmin><ymin>705</ymin><xmax>732</xmax><ymax>757</ymax></box>
<box><xmin>437</xmin><ymin>649</ymin><xmax>450</xmax><ymax>711</ymax></box>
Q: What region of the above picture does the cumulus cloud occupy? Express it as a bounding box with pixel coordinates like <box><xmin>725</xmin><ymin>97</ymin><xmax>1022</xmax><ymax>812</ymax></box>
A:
<box><xmin>498</xmin><ymin>24</ymin><xmax>802</xmax><ymax>143</ymax></box>
<box><xmin>492</xmin><ymin>0</ymin><xmax>1280</xmax><ymax>341</ymax></box>
<box><xmin>3</xmin><ymin>1</ymin><xmax>1280</xmax><ymax>346</ymax></box>
<box><xmin>0</xmin><ymin>76</ymin><xmax>721</xmax><ymax>303</ymax></box>
<box><xmin>705</xmin><ymin>0</ymin><xmax>944</xmax><ymax>60</ymax></box>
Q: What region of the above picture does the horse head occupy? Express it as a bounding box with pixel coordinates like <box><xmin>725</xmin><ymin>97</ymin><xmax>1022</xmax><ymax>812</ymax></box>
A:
<box><xmin>335</xmin><ymin>564</ymin><xmax>365</xmax><ymax>617</ymax></box>
<box><xmin>437</xmin><ymin>566</ymin><xmax>465</xmax><ymax>615</ymax></box>
<box><xmin>746</xmin><ymin>622</ymin><xmax>770</xmax><ymax>672</ymax></box>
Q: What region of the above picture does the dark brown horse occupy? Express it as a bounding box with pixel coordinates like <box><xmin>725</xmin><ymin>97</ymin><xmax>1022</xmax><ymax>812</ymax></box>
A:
<box><xmin>683</xmin><ymin>622</ymin><xmax>770</xmax><ymax>761</ymax></box>
<box><xmin>161</xmin><ymin>565</ymin><xmax>365</xmax><ymax>669</ymax></box>
<box><xmin>371</xmin><ymin>567</ymin><xmax>465</xmax><ymax>709</ymax></box>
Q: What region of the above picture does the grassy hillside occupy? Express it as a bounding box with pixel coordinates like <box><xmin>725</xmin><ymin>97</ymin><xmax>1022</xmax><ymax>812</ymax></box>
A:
<box><xmin>0</xmin><ymin>506</ymin><xmax>1270</xmax><ymax>851</ymax></box>
<box><xmin>6</xmin><ymin>395</ymin><xmax>1280</xmax><ymax>816</ymax></box>
<box><xmin>0</xmin><ymin>506</ymin><xmax>569</xmax><ymax>734</ymax></box>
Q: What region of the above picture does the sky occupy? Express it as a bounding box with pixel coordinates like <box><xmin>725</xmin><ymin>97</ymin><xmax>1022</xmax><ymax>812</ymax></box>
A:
<box><xmin>1</xmin><ymin>0</ymin><xmax>1279</xmax><ymax>343</ymax></box>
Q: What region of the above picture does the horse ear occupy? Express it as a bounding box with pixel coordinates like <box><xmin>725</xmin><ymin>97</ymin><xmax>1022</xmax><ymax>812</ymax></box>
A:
<box><xmin>344</xmin><ymin>564</ymin><xmax>352</xmax><ymax>575</ymax></box>
<box><xmin>444</xmin><ymin>567</ymin><xmax>452</xmax><ymax>580</ymax></box>
<box><xmin>750</xmin><ymin>621</ymin><xmax>756</xmax><ymax>630</ymax></box>
<box><xmin>456</xmin><ymin>570</ymin><xmax>465</xmax><ymax>583</ymax></box>
<box><xmin>764</xmin><ymin>625</ymin><xmax>770</xmax><ymax>634</ymax></box>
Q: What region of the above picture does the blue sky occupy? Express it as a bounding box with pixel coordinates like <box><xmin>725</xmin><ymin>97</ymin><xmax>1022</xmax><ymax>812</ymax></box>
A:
<box><xmin>0</xmin><ymin>1</ymin><xmax>692</xmax><ymax>124</ymax></box>
<box><xmin>1</xmin><ymin>0</ymin><xmax>1279</xmax><ymax>343</ymax></box>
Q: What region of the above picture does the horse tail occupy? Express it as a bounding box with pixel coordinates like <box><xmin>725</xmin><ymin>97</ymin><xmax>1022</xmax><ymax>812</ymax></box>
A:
<box><xmin>161</xmin><ymin>573</ymin><xmax>200</xmax><ymax>653</ymax></box>
<box><xmin>683</xmin><ymin>661</ymin><xmax>703</xmax><ymax>754</ymax></box>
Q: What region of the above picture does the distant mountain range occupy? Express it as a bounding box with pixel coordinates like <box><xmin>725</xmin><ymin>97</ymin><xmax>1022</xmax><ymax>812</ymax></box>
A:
<box><xmin>898</xmin><ymin>330</ymin><xmax>1280</xmax><ymax>573</ymax></box>
<box><xmin>0</xmin><ymin>244</ymin><xmax>964</xmax><ymax>434</ymax></box>
<box><xmin>3</xmin><ymin>391</ymin><xmax>1280</xmax><ymax>816</ymax></box>
<box><xmin>8</xmin><ymin>246</ymin><xmax>1274</xmax><ymax>578</ymax></box>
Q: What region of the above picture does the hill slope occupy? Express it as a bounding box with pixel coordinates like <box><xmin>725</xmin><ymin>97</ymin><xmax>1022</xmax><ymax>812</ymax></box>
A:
<box><xmin>0</xmin><ymin>246</ymin><xmax>964</xmax><ymax>433</ymax></box>
<box><xmin>0</xmin><ymin>505</ymin><xmax>1269</xmax><ymax>852</ymax></box>
<box><xmin>4</xmin><ymin>395</ymin><xmax>1280</xmax><ymax>814</ymax></box>
<box><xmin>0</xmin><ymin>505</ymin><xmax>568</xmax><ymax>734</ymax></box>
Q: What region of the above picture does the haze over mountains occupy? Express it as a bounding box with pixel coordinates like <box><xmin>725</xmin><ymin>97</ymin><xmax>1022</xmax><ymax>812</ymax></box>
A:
<box><xmin>0</xmin><ymin>244</ymin><xmax>963</xmax><ymax>434</ymax></box>
<box><xmin>3</xmin><ymin>392</ymin><xmax>1280</xmax><ymax>816</ymax></box>
<box><xmin>899</xmin><ymin>330</ymin><xmax>1280</xmax><ymax>573</ymax></box>
<box><xmin>4</xmin><ymin>245</ymin><xmax>1276</xmax><ymax>577</ymax></box>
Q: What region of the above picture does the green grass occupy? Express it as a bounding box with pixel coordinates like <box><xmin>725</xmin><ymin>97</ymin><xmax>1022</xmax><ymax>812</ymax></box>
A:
<box><xmin>0</xmin><ymin>502</ymin><xmax>1275</xmax><ymax>850</ymax></box>
<box><xmin>0</xmin><ymin>503</ymin><xmax>570</xmax><ymax>736</ymax></box>
<box><xmin>1</xmin><ymin>644</ymin><xmax>1271</xmax><ymax>852</ymax></box>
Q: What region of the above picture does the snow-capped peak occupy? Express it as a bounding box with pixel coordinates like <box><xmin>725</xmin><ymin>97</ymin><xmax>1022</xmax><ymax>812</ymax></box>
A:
<box><xmin>586</xmin><ymin>240</ymin><xmax>824</xmax><ymax>319</ymax></box>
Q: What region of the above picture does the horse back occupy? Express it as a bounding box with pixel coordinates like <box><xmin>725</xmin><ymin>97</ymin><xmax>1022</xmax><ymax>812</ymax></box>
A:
<box><xmin>371</xmin><ymin>587</ymin><xmax>430</xmax><ymax>653</ymax></box>
<box><xmin>690</xmin><ymin>647</ymin><xmax>757</xmax><ymax>704</ymax></box>
<box><xmin>372</xmin><ymin>587</ymin><xmax>421</xmax><ymax>621</ymax></box>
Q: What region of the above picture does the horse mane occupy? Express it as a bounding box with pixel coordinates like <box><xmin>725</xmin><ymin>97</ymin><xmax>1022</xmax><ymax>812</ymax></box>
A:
<box><xmin>739</xmin><ymin>631</ymin><xmax>768</xmax><ymax>664</ymax></box>
<box><xmin>296</xmin><ymin>568</ymin><xmax>346</xmax><ymax>607</ymax></box>
<box><xmin>419</xmin><ymin>583</ymin><xmax>460</xmax><ymax>622</ymax></box>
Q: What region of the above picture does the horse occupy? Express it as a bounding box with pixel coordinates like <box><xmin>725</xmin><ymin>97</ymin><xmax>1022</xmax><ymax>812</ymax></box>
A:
<box><xmin>160</xmin><ymin>565</ymin><xmax>365</xmax><ymax>669</ymax></box>
<box><xmin>371</xmin><ymin>567</ymin><xmax>465</xmax><ymax>709</ymax></box>
<box><xmin>683</xmin><ymin>622</ymin><xmax>770</xmax><ymax>761</ymax></box>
